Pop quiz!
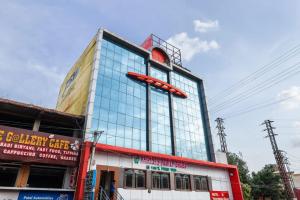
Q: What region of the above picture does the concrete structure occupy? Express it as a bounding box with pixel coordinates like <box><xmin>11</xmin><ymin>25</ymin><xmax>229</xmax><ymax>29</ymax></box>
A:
<box><xmin>0</xmin><ymin>98</ymin><xmax>84</xmax><ymax>199</ymax></box>
<box><xmin>294</xmin><ymin>173</ymin><xmax>300</xmax><ymax>188</ymax></box>
<box><xmin>293</xmin><ymin>173</ymin><xmax>300</xmax><ymax>199</ymax></box>
<box><xmin>57</xmin><ymin>29</ymin><xmax>243</xmax><ymax>200</ymax></box>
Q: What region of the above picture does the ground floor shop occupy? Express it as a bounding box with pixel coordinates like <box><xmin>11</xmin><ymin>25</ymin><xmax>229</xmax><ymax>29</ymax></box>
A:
<box><xmin>0</xmin><ymin>124</ymin><xmax>81</xmax><ymax>200</ymax></box>
<box><xmin>0</xmin><ymin>188</ymin><xmax>74</xmax><ymax>200</ymax></box>
<box><xmin>76</xmin><ymin>143</ymin><xmax>243</xmax><ymax>200</ymax></box>
<box><xmin>0</xmin><ymin>163</ymin><xmax>77</xmax><ymax>200</ymax></box>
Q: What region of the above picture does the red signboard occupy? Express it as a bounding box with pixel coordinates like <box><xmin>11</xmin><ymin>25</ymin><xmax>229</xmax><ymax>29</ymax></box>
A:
<box><xmin>127</xmin><ymin>71</ymin><xmax>187</xmax><ymax>98</ymax></box>
<box><xmin>0</xmin><ymin>125</ymin><xmax>81</xmax><ymax>166</ymax></box>
<box><xmin>210</xmin><ymin>191</ymin><xmax>229</xmax><ymax>200</ymax></box>
<box><xmin>295</xmin><ymin>188</ymin><xmax>300</xmax><ymax>200</ymax></box>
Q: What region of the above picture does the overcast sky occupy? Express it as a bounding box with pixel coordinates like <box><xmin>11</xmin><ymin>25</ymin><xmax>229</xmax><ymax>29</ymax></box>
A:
<box><xmin>1</xmin><ymin>0</ymin><xmax>300</xmax><ymax>173</ymax></box>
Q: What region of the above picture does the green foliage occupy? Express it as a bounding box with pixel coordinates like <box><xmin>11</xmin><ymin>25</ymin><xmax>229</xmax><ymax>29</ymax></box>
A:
<box><xmin>227</xmin><ymin>153</ymin><xmax>286</xmax><ymax>200</ymax></box>
<box><xmin>227</xmin><ymin>152</ymin><xmax>252</xmax><ymax>199</ymax></box>
<box><xmin>251</xmin><ymin>164</ymin><xmax>285</xmax><ymax>200</ymax></box>
<box><xmin>242</xmin><ymin>183</ymin><xmax>252</xmax><ymax>200</ymax></box>
<box><xmin>227</xmin><ymin>152</ymin><xmax>251</xmax><ymax>184</ymax></box>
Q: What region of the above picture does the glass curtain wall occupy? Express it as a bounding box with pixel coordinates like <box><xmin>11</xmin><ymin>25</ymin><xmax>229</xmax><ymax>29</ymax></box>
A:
<box><xmin>171</xmin><ymin>72</ymin><xmax>208</xmax><ymax>160</ymax></box>
<box><xmin>150</xmin><ymin>67</ymin><xmax>172</xmax><ymax>155</ymax></box>
<box><xmin>92</xmin><ymin>39</ymin><xmax>147</xmax><ymax>151</ymax></box>
<box><xmin>90</xmin><ymin>38</ymin><xmax>208</xmax><ymax>159</ymax></box>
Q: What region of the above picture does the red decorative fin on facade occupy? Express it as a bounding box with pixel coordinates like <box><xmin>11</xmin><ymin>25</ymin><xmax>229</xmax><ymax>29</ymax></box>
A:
<box><xmin>127</xmin><ymin>71</ymin><xmax>188</xmax><ymax>98</ymax></box>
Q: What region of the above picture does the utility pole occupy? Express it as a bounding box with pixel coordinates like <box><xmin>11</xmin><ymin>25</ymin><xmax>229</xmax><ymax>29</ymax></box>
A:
<box><xmin>215</xmin><ymin>117</ymin><xmax>228</xmax><ymax>153</ymax></box>
<box><xmin>89</xmin><ymin>131</ymin><xmax>103</xmax><ymax>171</ymax></box>
<box><xmin>262</xmin><ymin>120</ymin><xmax>295</xmax><ymax>199</ymax></box>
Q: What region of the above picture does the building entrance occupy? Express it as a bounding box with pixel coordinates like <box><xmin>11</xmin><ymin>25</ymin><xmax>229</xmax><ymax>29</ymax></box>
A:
<box><xmin>99</xmin><ymin>170</ymin><xmax>115</xmax><ymax>198</ymax></box>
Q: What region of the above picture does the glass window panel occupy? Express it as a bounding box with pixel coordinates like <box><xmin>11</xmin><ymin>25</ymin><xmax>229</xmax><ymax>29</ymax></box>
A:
<box><xmin>160</xmin><ymin>174</ymin><xmax>170</xmax><ymax>189</ymax></box>
<box><xmin>152</xmin><ymin>173</ymin><xmax>160</xmax><ymax>189</ymax></box>
<box><xmin>90</xmin><ymin>39</ymin><xmax>146</xmax><ymax>150</ymax></box>
<box><xmin>135</xmin><ymin>170</ymin><xmax>146</xmax><ymax>188</ymax></box>
<box><xmin>171</xmin><ymin>71</ymin><xmax>208</xmax><ymax>160</ymax></box>
<box><xmin>124</xmin><ymin>170</ymin><xmax>134</xmax><ymax>188</ymax></box>
<box><xmin>200</xmin><ymin>176</ymin><xmax>209</xmax><ymax>191</ymax></box>
<box><xmin>150</xmin><ymin>67</ymin><xmax>172</xmax><ymax>155</ymax></box>
<box><xmin>183</xmin><ymin>175</ymin><xmax>190</xmax><ymax>190</ymax></box>
<box><xmin>175</xmin><ymin>174</ymin><xmax>181</xmax><ymax>189</ymax></box>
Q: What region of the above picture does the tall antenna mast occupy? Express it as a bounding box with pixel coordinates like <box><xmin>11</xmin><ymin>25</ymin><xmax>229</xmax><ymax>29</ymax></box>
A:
<box><xmin>262</xmin><ymin>120</ymin><xmax>295</xmax><ymax>199</ymax></box>
<box><xmin>216</xmin><ymin>117</ymin><xmax>228</xmax><ymax>153</ymax></box>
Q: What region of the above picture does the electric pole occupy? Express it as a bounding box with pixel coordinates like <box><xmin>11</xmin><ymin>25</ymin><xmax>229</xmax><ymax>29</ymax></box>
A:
<box><xmin>89</xmin><ymin>130</ymin><xmax>103</xmax><ymax>171</ymax></box>
<box><xmin>216</xmin><ymin>117</ymin><xmax>228</xmax><ymax>153</ymax></box>
<box><xmin>262</xmin><ymin>120</ymin><xmax>295</xmax><ymax>199</ymax></box>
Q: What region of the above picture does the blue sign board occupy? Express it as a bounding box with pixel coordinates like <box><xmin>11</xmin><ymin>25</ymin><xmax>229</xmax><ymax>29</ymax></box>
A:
<box><xmin>18</xmin><ymin>191</ymin><xmax>74</xmax><ymax>200</ymax></box>
<box><xmin>84</xmin><ymin>170</ymin><xmax>97</xmax><ymax>200</ymax></box>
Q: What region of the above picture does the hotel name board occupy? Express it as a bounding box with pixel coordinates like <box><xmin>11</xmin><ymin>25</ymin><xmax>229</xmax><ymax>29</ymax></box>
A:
<box><xmin>0</xmin><ymin>125</ymin><xmax>81</xmax><ymax>166</ymax></box>
<box><xmin>134</xmin><ymin>156</ymin><xmax>187</xmax><ymax>169</ymax></box>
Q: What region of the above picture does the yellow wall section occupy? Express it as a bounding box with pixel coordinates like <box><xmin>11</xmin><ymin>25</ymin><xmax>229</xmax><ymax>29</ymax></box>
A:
<box><xmin>56</xmin><ymin>36</ymin><xmax>97</xmax><ymax>115</ymax></box>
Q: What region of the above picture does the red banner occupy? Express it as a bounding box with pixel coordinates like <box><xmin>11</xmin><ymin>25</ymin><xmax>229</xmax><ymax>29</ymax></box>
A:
<box><xmin>210</xmin><ymin>191</ymin><xmax>229</xmax><ymax>200</ymax></box>
<box><xmin>0</xmin><ymin>125</ymin><xmax>81</xmax><ymax>166</ymax></box>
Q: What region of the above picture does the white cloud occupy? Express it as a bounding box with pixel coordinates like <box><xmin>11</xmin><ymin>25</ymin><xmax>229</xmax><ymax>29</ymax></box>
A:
<box><xmin>193</xmin><ymin>19</ymin><xmax>219</xmax><ymax>33</ymax></box>
<box><xmin>28</xmin><ymin>62</ymin><xmax>64</xmax><ymax>84</ymax></box>
<box><xmin>291</xmin><ymin>135</ymin><xmax>300</xmax><ymax>148</ymax></box>
<box><xmin>278</xmin><ymin>86</ymin><xmax>300</xmax><ymax>110</ymax></box>
<box><xmin>167</xmin><ymin>32</ymin><xmax>219</xmax><ymax>61</ymax></box>
<box><xmin>292</xmin><ymin>121</ymin><xmax>300</xmax><ymax>128</ymax></box>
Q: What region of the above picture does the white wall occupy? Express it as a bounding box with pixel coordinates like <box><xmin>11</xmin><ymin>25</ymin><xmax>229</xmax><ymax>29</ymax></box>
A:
<box><xmin>118</xmin><ymin>189</ymin><xmax>210</xmax><ymax>200</ymax></box>
<box><xmin>94</xmin><ymin>152</ymin><xmax>233</xmax><ymax>200</ymax></box>
<box><xmin>0</xmin><ymin>190</ymin><xmax>19</xmax><ymax>200</ymax></box>
<box><xmin>294</xmin><ymin>174</ymin><xmax>300</xmax><ymax>188</ymax></box>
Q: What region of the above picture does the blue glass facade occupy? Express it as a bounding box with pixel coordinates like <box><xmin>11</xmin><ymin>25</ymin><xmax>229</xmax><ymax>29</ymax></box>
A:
<box><xmin>90</xmin><ymin>37</ymin><xmax>209</xmax><ymax>161</ymax></box>
<box><xmin>150</xmin><ymin>67</ymin><xmax>172</xmax><ymax>155</ymax></box>
<box><xmin>171</xmin><ymin>72</ymin><xmax>207</xmax><ymax>160</ymax></box>
<box><xmin>92</xmin><ymin>39</ymin><xmax>147</xmax><ymax>151</ymax></box>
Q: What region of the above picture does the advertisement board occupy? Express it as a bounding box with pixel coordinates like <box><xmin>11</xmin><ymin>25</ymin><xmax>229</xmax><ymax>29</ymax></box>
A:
<box><xmin>18</xmin><ymin>191</ymin><xmax>73</xmax><ymax>200</ymax></box>
<box><xmin>84</xmin><ymin>170</ymin><xmax>97</xmax><ymax>200</ymax></box>
<box><xmin>0</xmin><ymin>125</ymin><xmax>81</xmax><ymax>166</ymax></box>
<box><xmin>133</xmin><ymin>156</ymin><xmax>186</xmax><ymax>168</ymax></box>
<box><xmin>210</xmin><ymin>191</ymin><xmax>229</xmax><ymax>200</ymax></box>
<box><xmin>56</xmin><ymin>36</ymin><xmax>97</xmax><ymax>115</ymax></box>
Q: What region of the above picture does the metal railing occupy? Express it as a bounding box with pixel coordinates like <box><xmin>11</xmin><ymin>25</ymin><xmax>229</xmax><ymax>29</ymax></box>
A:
<box><xmin>98</xmin><ymin>186</ymin><xmax>110</xmax><ymax>200</ymax></box>
<box><xmin>111</xmin><ymin>189</ymin><xmax>125</xmax><ymax>200</ymax></box>
<box><xmin>98</xmin><ymin>186</ymin><xmax>125</xmax><ymax>200</ymax></box>
<box><xmin>141</xmin><ymin>34</ymin><xmax>183</xmax><ymax>67</ymax></box>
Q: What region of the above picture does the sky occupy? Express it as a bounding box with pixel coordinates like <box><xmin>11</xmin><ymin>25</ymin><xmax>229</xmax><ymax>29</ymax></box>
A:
<box><xmin>1</xmin><ymin>0</ymin><xmax>300</xmax><ymax>173</ymax></box>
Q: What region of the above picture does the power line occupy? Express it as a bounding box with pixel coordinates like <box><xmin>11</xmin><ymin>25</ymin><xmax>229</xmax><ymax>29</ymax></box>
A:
<box><xmin>210</xmin><ymin>62</ymin><xmax>300</xmax><ymax>112</ymax></box>
<box><xmin>223</xmin><ymin>95</ymin><xmax>298</xmax><ymax>119</ymax></box>
<box><xmin>210</xmin><ymin>63</ymin><xmax>300</xmax><ymax>113</ymax></box>
<box><xmin>208</xmin><ymin>44</ymin><xmax>300</xmax><ymax>104</ymax></box>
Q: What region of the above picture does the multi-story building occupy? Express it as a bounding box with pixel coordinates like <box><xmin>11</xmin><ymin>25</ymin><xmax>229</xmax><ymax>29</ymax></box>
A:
<box><xmin>0</xmin><ymin>98</ymin><xmax>84</xmax><ymax>199</ymax></box>
<box><xmin>57</xmin><ymin>29</ymin><xmax>243</xmax><ymax>200</ymax></box>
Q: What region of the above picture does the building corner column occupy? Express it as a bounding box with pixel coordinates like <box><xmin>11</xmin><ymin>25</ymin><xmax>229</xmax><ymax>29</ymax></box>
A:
<box><xmin>229</xmin><ymin>167</ymin><xmax>244</xmax><ymax>200</ymax></box>
<box><xmin>75</xmin><ymin>142</ymin><xmax>92</xmax><ymax>200</ymax></box>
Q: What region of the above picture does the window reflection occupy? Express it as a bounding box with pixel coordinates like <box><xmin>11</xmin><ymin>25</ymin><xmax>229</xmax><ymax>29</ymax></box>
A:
<box><xmin>171</xmin><ymin>72</ymin><xmax>208</xmax><ymax>160</ymax></box>
<box><xmin>150</xmin><ymin>67</ymin><xmax>172</xmax><ymax>155</ymax></box>
<box><xmin>90</xmin><ymin>39</ymin><xmax>147</xmax><ymax>151</ymax></box>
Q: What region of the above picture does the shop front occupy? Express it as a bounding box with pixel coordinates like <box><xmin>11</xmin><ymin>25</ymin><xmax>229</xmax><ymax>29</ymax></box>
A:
<box><xmin>0</xmin><ymin>125</ymin><xmax>81</xmax><ymax>200</ymax></box>
<box><xmin>77</xmin><ymin>143</ymin><xmax>242</xmax><ymax>200</ymax></box>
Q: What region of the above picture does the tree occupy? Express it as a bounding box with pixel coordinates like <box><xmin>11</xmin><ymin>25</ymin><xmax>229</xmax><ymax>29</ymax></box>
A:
<box><xmin>242</xmin><ymin>183</ymin><xmax>252</xmax><ymax>200</ymax></box>
<box><xmin>227</xmin><ymin>152</ymin><xmax>251</xmax><ymax>200</ymax></box>
<box><xmin>251</xmin><ymin>164</ymin><xmax>285</xmax><ymax>200</ymax></box>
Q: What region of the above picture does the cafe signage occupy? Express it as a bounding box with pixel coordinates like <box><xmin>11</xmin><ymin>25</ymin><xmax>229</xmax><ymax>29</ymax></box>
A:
<box><xmin>0</xmin><ymin>125</ymin><xmax>81</xmax><ymax>166</ymax></box>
